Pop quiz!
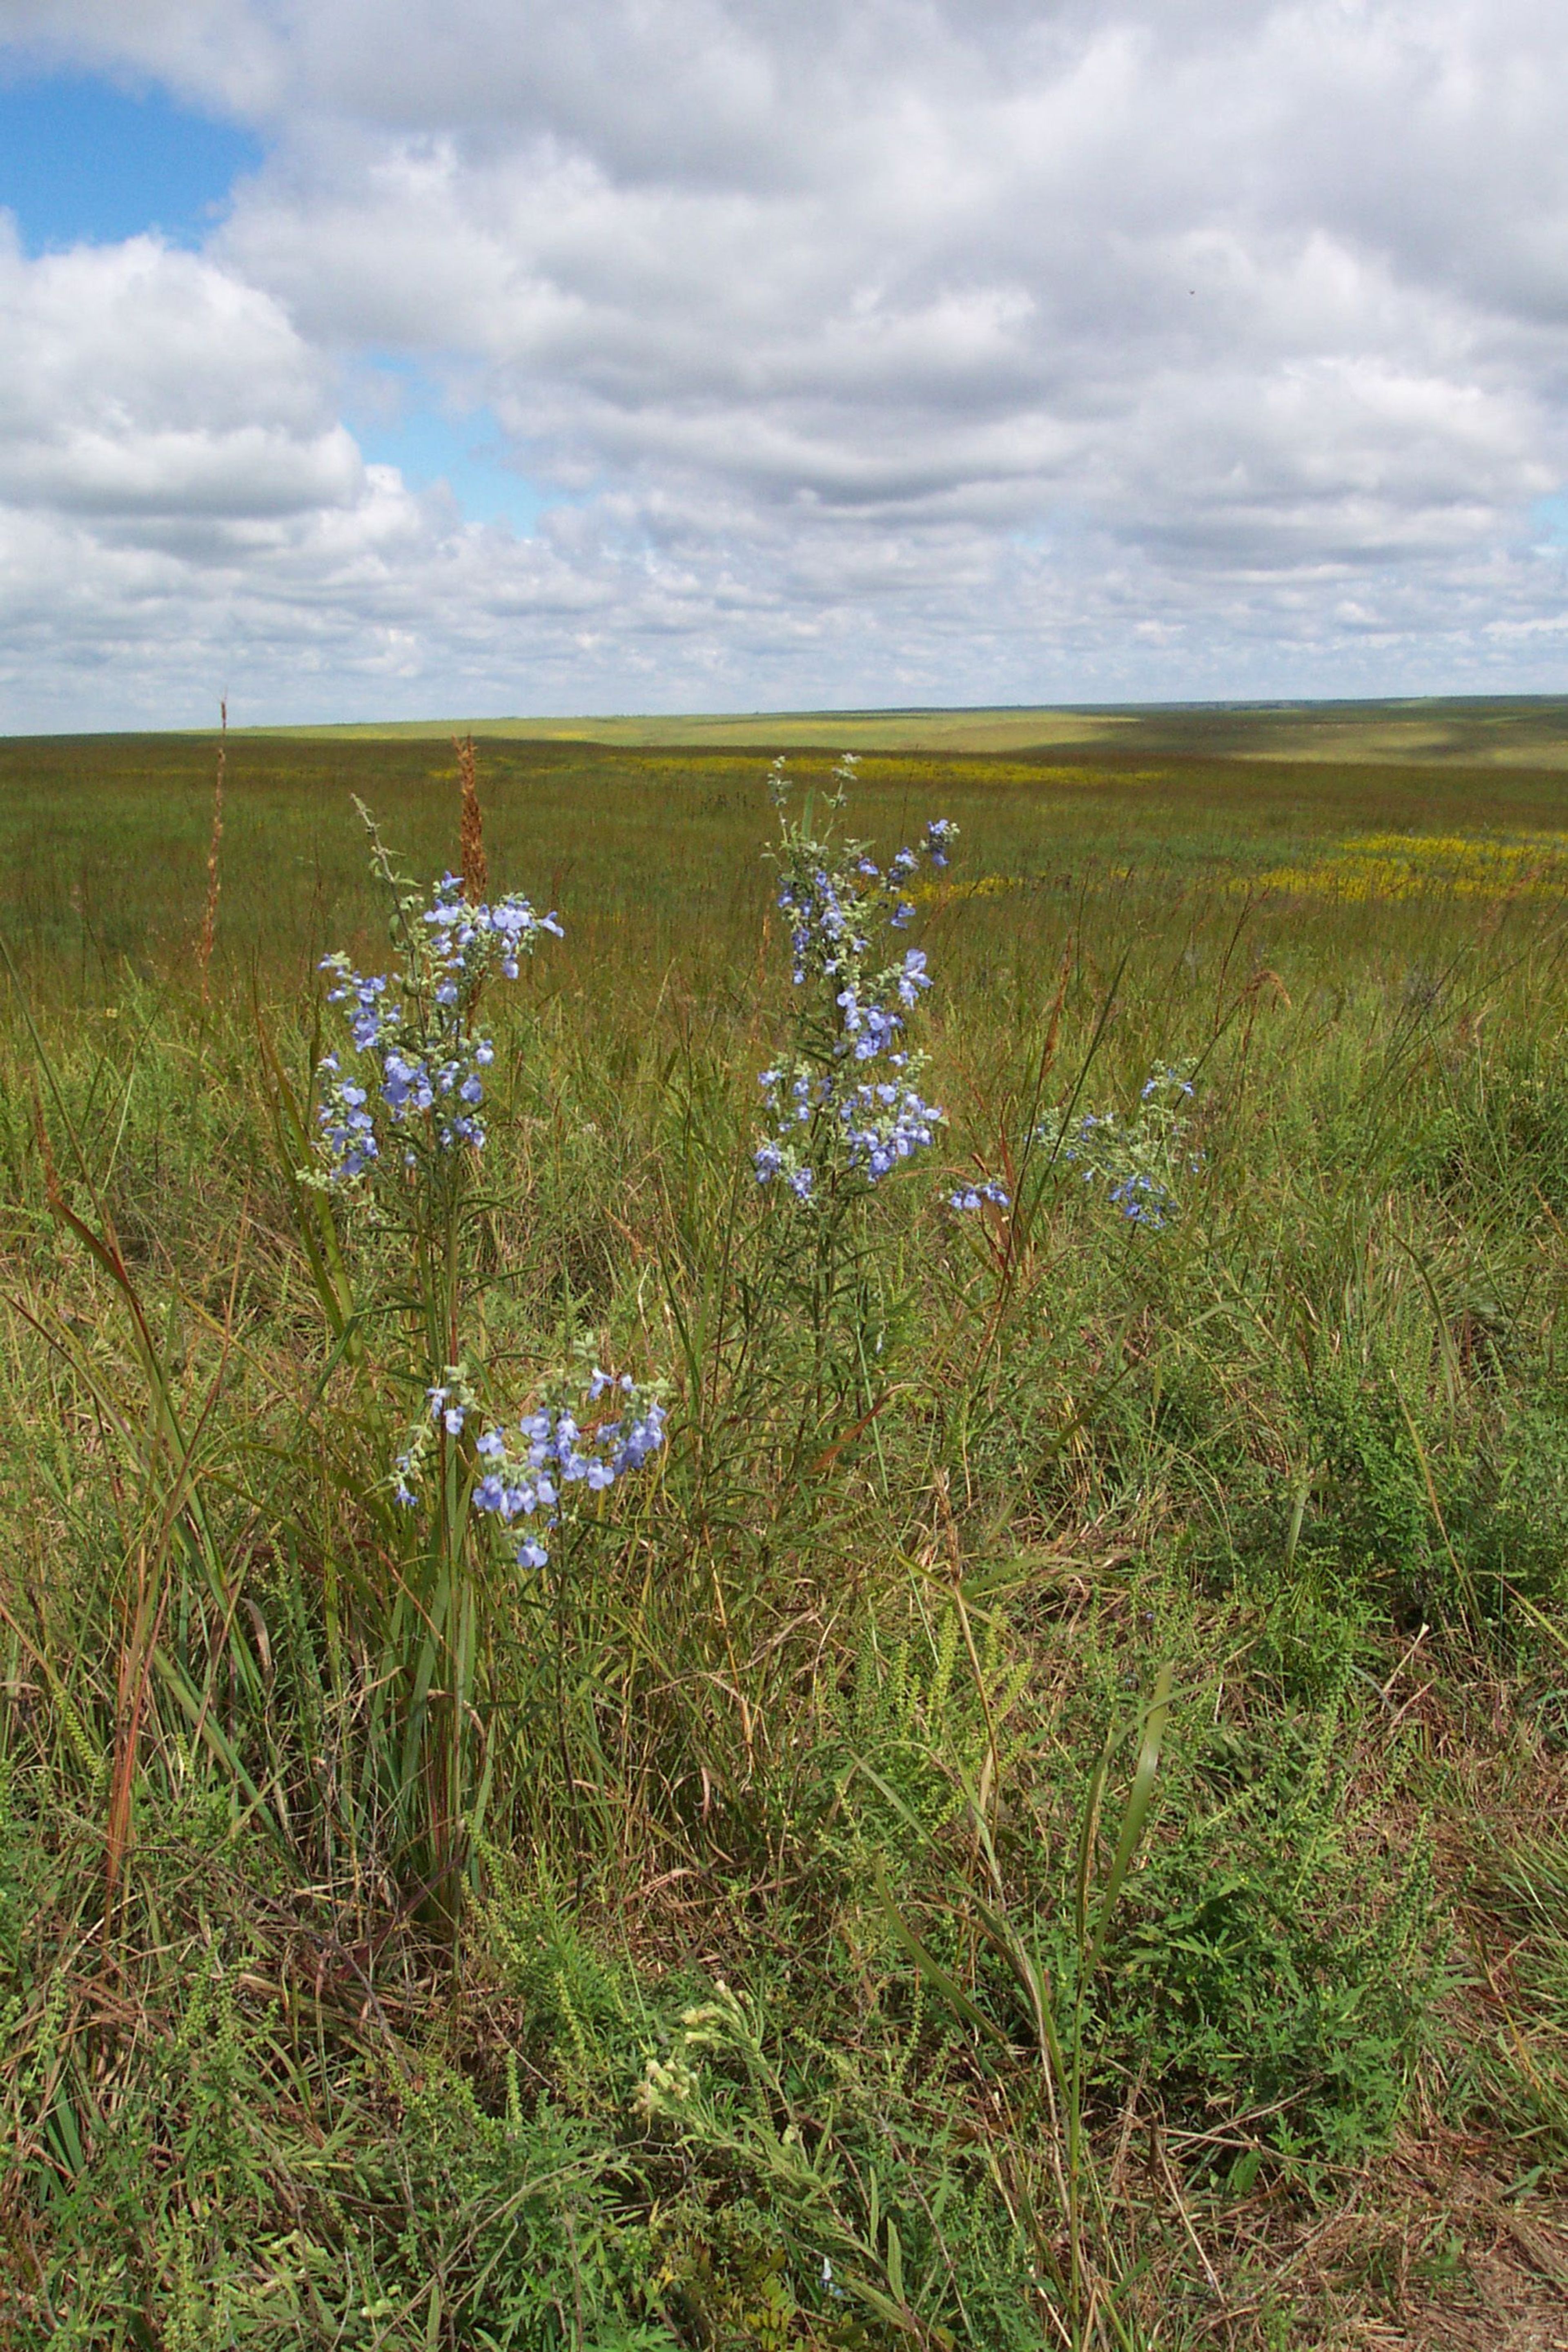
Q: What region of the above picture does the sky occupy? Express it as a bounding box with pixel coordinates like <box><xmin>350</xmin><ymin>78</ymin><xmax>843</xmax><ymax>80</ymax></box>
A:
<box><xmin>0</xmin><ymin>0</ymin><xmax>1564</xmax><ymax>730</ymax></box>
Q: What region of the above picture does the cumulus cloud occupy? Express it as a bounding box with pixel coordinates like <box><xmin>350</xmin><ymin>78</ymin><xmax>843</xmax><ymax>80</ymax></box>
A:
<box><xmin>1</xmin><ymin>0</ymin><xmax>1566</xmax><ymax>725</ymax></box>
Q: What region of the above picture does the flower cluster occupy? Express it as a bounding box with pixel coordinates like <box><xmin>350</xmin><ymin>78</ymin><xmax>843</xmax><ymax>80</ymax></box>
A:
<box><xmin>757</xmin><ymin>1067</ymin><xmax>944</xmax><ymax>1198</ymax></box>
<box><xmin>393</xmin><ymin>1363</ymin><xmax>667</xmax><ymax>1572</ymax></box>
<box><xmin>755</xmin><ymin>756</ymin><xmax>955</xmax><ymax>1202</ymax></box>
<box><xmin>315</xmin><ymin>859</ymin><xmax>561</xmax><ymax>1185</ymax></box>
<box><xmin>632</xmin><ymin>1979</ymin><xmax>751</xmax><ymax>2124</ymax></box>
<box><xmin>1050</xmin><ymin>1062</ymin><xmax>1200</xmax><ymax>1231</ymax></box>
<box><xmin>950</xmin><ymin>1180</ymin><xmax>1011</xmax><ymax>1213</ymax></box>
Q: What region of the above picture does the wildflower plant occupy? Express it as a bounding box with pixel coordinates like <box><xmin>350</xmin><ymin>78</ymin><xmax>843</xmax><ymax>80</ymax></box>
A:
<box><xmin>1053</xmin><ymin>1060</ymin><xmax>1200</xmax><ymax>1231</ymax></box>
<box><xmin>306</xmin><ymin>801</ymin><xmax>664</xmax><ymax>1924</ymax></box>
<box><xmin>755</xmin><ymin>754</ymin><xmax>953</xmax><ymax>1207</ymax></box>
<box><xmin>752</xmin><ymin>756</ymin><xmax>957</xmax><ymax>1463</ymax></box>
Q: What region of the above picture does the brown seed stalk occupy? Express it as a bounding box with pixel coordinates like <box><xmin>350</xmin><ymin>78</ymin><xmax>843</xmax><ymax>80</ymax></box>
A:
<box><xmin>457</xmin><ymin>733</ymin><xmax>489</xmax><ymax>904</ymax></box>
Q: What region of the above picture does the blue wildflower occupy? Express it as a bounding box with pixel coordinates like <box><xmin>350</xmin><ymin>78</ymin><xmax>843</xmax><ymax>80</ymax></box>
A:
<box><xmin>314</xmin><ymin>855</ymin><xmax>560</xmax><ymax>1188</ymax></box>
<box><xmin>754</xmin><ymin>764</ymin><xmax>956</xmax><ymax>1202</ymax></box>
<box><xmin>950</xmin><ymin>1181</ymin><xmax>1011</xmax><ymax>1212</ymax></box>
<box><xmin>411</xmin><ymin>1369</ymin><xmax>669</xmax><ymax>1572</ymax></box>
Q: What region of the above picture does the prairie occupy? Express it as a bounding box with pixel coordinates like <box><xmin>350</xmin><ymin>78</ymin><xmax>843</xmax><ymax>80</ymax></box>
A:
<box><xmin>1</xmin><ymin>709</ymin><xmax>1567</xmax><ymax>2348</ymax></box>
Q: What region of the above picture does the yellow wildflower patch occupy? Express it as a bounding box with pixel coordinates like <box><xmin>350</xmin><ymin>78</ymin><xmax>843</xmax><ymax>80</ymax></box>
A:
<box><xmin>1244</xmin><ymin>831</ymin><xmax>1568</xmax><ymax>902</ymax></box>
<box><xmin>621</xmin><ymin>753</ymin><xmax>1167</xmax><ymax>790</ymax></box>
<box><xmin>905</xmin><ymin>871</ymin><xmax>1036</xmax><ymax>903</ymax></box>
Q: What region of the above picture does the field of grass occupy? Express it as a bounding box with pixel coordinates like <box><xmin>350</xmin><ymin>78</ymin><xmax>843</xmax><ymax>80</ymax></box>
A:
<box><xmin>237</xmin><ymin>694</ymin><xmax>1568</xmax><ymax>768</ymax></box>
<box><xmin>2</xmin><ymin>715</ymin><xmax>1568</xmax><ymax>2348</ymax></box>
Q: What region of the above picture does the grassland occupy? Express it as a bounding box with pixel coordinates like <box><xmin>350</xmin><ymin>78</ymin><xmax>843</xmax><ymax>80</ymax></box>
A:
<box><xmin>2</xmin><ymin>714</ymin><xmax>1568</xmax><ymax>2348</ymax></box>
<box><xmin>237</xmin><ymin>693</ymin><xmax>1568</xmax><ymax>768</ymax></box>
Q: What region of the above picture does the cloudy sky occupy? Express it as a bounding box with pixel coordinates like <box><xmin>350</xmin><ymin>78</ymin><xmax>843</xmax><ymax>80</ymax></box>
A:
<box><xmin>0</xmin><ymin>0</ymin><xmax>1565</xmax><ymax>728</ymax></box>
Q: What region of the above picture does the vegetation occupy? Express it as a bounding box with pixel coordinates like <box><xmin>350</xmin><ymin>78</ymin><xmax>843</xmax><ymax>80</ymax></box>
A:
<box><xmin>1</xmin><ymin>711</ymin><xmax>1567</xmax><ymax>2347</ymax></box>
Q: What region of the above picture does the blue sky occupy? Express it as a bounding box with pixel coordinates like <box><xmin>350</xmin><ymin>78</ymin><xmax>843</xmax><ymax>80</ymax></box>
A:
<box><xmin>0</xmin><ymin>70</ymin><xmax>263</xmax><ymax>252</ymax></box>
<box><xmin>346</xmin><ymin>363</ymin><xmax>550</xmax><ymax>535</ymax></box>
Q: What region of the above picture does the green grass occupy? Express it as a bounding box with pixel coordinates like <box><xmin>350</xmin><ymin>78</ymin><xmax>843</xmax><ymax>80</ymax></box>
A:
<box><xmin>1</xmin><ymin>720</ymin><xmax>1567</xmax><ymax>2347</ymax></box>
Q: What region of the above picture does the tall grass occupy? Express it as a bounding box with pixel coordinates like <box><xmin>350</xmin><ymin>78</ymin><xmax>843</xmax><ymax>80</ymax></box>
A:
<box><xmin>0</xmin><ymin>731</ymin><xmax>1566</xmax><ymax>2345</ymax></box>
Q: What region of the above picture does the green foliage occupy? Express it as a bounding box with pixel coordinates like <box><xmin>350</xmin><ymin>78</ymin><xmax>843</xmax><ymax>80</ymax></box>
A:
<box><xmin>1109</xmin><ymin>1702</ymin><xmax>1442</xmax><ymax>2175</ymax></box>
<box><xmin>355</xmin><ymin>2068</ymin><xmax>673</xmax><ymax>2351</ymax></box>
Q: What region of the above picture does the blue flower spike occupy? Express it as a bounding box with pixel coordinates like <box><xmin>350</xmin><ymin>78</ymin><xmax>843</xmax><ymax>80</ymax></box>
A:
<box><xmin>314</xmin><ymin>852</ymin><xmax>561</xmax><ymax>1186</ymax></box>
<box><xmin>755</xmin><ymin>755</ymin><xmax>956</xmax><ymax>1202</ymax></box>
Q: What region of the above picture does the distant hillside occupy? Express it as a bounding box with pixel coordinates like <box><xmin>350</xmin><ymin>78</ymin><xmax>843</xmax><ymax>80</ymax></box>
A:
<box><xmin>238</xmin><ymin>695</ymin><xmax>1568</xmax><ymax>768</ymax></box>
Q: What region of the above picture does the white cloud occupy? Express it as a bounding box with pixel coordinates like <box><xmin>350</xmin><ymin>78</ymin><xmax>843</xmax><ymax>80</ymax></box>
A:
<box><xmin>0</xmin><ymin>229</ymin><xmax>367</xmax><ymax>532</ymax></box>
<box><xmin>1</xmin><ymin>0</ymin><xmax>1566</xmax><ymax>724</ymax></box>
